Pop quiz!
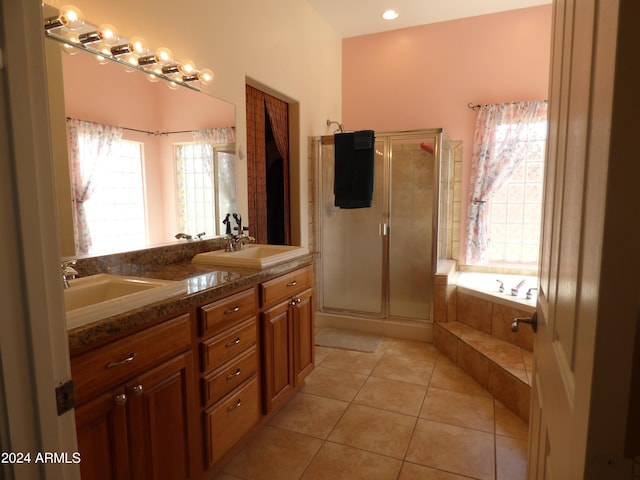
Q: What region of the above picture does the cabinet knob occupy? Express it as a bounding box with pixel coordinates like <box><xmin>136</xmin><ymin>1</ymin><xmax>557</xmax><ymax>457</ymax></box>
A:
<box><xmin>131</xmin><ymin>384</ymin><xmax>144</xmax><ymax>396</ymax></box>
<box><xmin>290</xmin><ymin>297</ymin><xmax>302</xmax><ymax>306</ymax></box>
<box><xmin>114</xmin><ymin>393</ymin><xmax>127</xmax><ymax>406</ymax></box>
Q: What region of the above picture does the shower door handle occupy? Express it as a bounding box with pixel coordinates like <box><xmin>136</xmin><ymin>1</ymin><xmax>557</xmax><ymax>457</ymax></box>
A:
<box><xmin>379</xmin><ymin>223</ymin><xmax>389</xmax><ymax>236</ymax></box>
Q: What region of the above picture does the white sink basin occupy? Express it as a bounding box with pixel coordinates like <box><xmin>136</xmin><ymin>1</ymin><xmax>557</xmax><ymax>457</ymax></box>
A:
<box><xmin>192</xmin><ymin>244</ymin><xmax>309</xmax><ymax>268</ymax></box>
<box><xmin>65</xmin><ymin>274</ymin><xmax>187</xmax><ymax>330</ymax></box>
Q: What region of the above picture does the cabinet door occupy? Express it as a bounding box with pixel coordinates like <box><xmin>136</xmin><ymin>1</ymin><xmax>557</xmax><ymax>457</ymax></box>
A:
<box><xmin>75</xmin><ymin>387</ymin><xmax>130</xmax><ymax>480</ymax></box>
<box><xmin>127</xmin><ymin>351</ymin><xmax>197</xmax><ymax>480</ymax></box>
<box><xmin>261</xmin><ymin>299</ymin><xmax>294</xmax><ymax>413</ymax></box>
<box><xmin>292</xmin><ymin>288</ymin><xmax>315</xmax><ymax>385</ymax></box>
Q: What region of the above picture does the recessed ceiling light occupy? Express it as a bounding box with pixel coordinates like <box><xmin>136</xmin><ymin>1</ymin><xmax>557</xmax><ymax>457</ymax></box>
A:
<box><xmin>382</xmin><ymin>9</ymin><xmax>399</xmax><ymax>20</ymax></box>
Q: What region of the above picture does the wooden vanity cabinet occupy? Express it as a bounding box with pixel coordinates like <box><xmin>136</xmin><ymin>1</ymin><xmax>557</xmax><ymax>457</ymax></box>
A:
<box><xmin>260</xmin><ymin>265</ymin><xmax>315</xmax><ymax>414</ymax></box>
<box><xmin>198</xmin><ymin>287</ymin><xmax>261</xmax><ymax>469</ymax></box>
<box><xmin>71</xmin><ymin>313</ymin><xmax>197</xmax><ymax>480</ymax></box>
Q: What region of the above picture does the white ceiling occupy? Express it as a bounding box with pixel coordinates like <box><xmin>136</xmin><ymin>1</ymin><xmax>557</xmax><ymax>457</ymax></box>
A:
<box><xmin>307</xmin><ymin>0</ymin><xmax>552</xmax><ymax>38</ymax></box>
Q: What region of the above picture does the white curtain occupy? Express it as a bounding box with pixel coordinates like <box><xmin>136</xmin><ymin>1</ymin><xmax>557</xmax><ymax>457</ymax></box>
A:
<box><xmin>67</xmin><ymin>119</ymin><xmax>122</xmax><ymax>255</ymax></box>
<box><xmin>192</xmin><ymin>127</ymin><xmax>236</xmax><ymax>179</ymax></box>
<box><xmin>465</xmin><ymin>100</ymin><xmax>548</xmax><ymax>264</ymax></box>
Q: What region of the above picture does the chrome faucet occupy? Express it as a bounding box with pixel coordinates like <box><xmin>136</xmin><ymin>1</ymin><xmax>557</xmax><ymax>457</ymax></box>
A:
<box><xmin>526</xmin><ymin>287</ymin><xmax>538</xmax><ymax>300</ymax></box>
<box><xmin>510</xmin><ymin>279</ymin><xmax>526</xmax><ymax>296</ymax></box>
<box><xmin>225</xmin><ymin>234</ymin><xmax>256</xmax><ymax>252</ymax></box>
<box><xmin>61</xmin><ymin>260</ymin><xmax>78</xmax><ymax>289</ymax></box>
<box><xmin>175</xmin><ymin>233</ymin><xmax>193</xmax><ymax>240</ymax></box>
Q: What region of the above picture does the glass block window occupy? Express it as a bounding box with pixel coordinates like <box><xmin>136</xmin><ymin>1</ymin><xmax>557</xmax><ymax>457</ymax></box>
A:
<box><xmin>82</xmin><ymin>140</ymin><xmax>147</xmax><ymax>253</ymax></box>
<box><xmin>485</xmin><ymin>122</ymin><xmax>546</xmax><ymax>265</ymax></box>
<box><xmin>174</xmin><ymin>143</ymin><xmax>237</xmax><ymax>237</ymax></box>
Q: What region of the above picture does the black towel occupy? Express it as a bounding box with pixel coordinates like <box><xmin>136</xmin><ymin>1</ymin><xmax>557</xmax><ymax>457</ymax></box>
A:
<box><xmin>334</xmin><ymin>130</ymin><xmax>375</xmax><ymax>208</ymax></box>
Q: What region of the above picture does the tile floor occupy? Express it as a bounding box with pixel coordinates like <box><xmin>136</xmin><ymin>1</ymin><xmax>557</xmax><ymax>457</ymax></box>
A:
<box><xmin>213</xmin><ymin>335</ymin><xmax>529</xmax><ymax>480</ymax></box>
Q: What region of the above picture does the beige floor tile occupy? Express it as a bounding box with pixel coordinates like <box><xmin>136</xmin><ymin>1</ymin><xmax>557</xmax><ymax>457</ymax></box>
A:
<box><xmin>300</xmin><ymin>441</ymin><xmax>402</xmax><ymax>480</ymax></box>
<box><xmin>328</xmin><ymin>403</ymin><xmax>416</xmax><ymax>459</ymax></box>
<box><xmin>398</xmin><ymin>462</ymin><xmax>471</xmax><ymax>479</ymax></box>
<box><xmin>222</xmin><ymin>426</ymin><xmax>322</xmax><ymax>480</ymax></box>
<box><xmin>496</xmin><ymin>435</ymin><xmax>528</xmax><ymax>480</ymax></box>
<box><xmin>371</xmin><ymin>353</ymin><xmax>436</xmax><ymax>386</ymax></box>
<box><xmin>495</xmin><ymin>401</ymin><xmax>529</xmax><ymax>440</ymax></box>
<box><xmin>211</xmin><ymin>472</ymin><xmax>243</xmax><ymax>480</ymax></box>
<box><xmin>314</xmin><ymin>346</ymin><xmax>334</xmax><ymax>366</ymax></box>
<box><xmin>385</xmin><ymin>338</ymin><xmax>440</xmax><ymax>362</ymax></box>
<box><xmin>420</xmin><ymin>387</ymin><xmax>495</xmax><ymax>433</ymax></box>
<box><xmin>353</xmin><ymin>376</ymin><xmax>427</xmax><ymax>416</ymax></box>
<box><xmin>406</xmin><ymin>419</ymin><xmax>495</xmax><ymax>480</ymax></box>
<box><xmin>430</xmin><ymin>357</ymin><xmax>492</xmax><ymax>398</ymax></box>
<box><xmin>319</xmin><ymin>349</ymin><xmax>383</xmax><ymax>375</ymax></box>
<box><xmin>302</xmin><ymin>366</ymin><xmax>367</xmax><ymax>402</ymax></box>
<box><xmin>270</xmin><ymin>392</ymin><xmax>349</xmax><ymax>439</ymax></box>
<box><xmin>373</xmin><ymin>336</ymin><xmax>394</xmax><ymax>355</ymax></box>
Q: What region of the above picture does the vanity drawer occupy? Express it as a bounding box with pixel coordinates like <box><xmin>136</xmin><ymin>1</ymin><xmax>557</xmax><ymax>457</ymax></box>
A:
<box><xmin>200</xmin><ymin>317</ymin><xmax>257</xmax><ymax>372</ymax></box>
<box><xmin>202</xmin><ymin>346</ymin><xmax>258</xmax><ymax>407</ymax></box>
<box><xmin>200</xmin><ymin>288</ymin><xmax>256</xmax><ymax>337</ymax></box>
<box><xmin>71</xmin><ymin>313</ymin><xmax>191</xmax><ymax>404</ymax></box>
<box><xmin>260</xmin><ymin>265</ymin><xmax>313</xmax><ymax>307</ymax></box>
<box><xmin>204</xmin><ymin>376</ymin><xmax>260</xmax><ymax>467</ymax></box>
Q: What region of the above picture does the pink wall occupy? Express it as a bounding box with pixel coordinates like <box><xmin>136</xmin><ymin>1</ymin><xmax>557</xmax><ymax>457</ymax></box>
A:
<box><xmin>342</xmin><ymin>5</ymin><xmax>552</xmax><ymax>260</ymax></box>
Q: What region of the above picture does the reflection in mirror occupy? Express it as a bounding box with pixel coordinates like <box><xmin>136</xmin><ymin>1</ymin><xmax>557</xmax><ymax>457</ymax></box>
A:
<box><xmin>45</xmin><ymin>38</ymin><xmax>237</xmax><ymax>257</ymax></box>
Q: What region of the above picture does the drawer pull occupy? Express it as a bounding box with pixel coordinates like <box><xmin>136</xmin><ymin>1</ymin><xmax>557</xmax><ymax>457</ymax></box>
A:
<box><xmin>114</xmin><ymin>393</ymin><xmax>127</xmax><ymax>406</ymax></box>
<box><xmin>106</xmin><ymin>352</ymin><xmax>137</xmax><ymax>369</ymax></box>
<box><xmin>131</xmin><ymin>384</ymin><xmax>144</xmax><ymax>396</ymax></box>
<box><xmin>227</xmin><ymin>399</ymin><xmax>242</xmax><ymax>411</ymax></box>
<box><xmin>290</xmin><ymin>297</ymin><xmax>302</xmax><ymax>306</ymax></box>
<box><xmin>287</xmin><ymin>280</ymin><xmax>298</xmax><ymax>287</ymax></box>
<box><xmin>226</xmin><ymin>369</ymin><xmax>241</xmax><ymax>380</ymax></box>
<box><xmin>225</xmin><ymin>337</ymin><xmax>241</xmax><ymax>348</ymax></box>
<box><xmin>224</xmin><ymin>305</ymin><xmax>240</xmax><ymax>314</ymax></box>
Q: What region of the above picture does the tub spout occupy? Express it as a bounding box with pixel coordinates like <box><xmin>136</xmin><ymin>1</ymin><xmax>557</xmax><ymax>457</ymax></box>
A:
<box><xmin>496</xmin><ymin>279</ymin><xmax>504</xmax><ymax>293</ymax></box>
<box><xmin>511</xmin><ymin>279</ymin><xmax>526</xmax><ymax>296</ymax></box>
<box><xmin>526</xmin><ymin>287</ymin><xmax>538</xmax><ymax>300</ymax></box>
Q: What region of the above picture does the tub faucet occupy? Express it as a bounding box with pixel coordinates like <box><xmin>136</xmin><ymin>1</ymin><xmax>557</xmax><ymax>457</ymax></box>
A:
<box><xmin>511</xmin><ymin>279</ymin><xmax>526</xmax><ymax>296</ymax></box>
<box><xmin>175</xmin><ymin>232</ymin><xmax>192</xmax><ymax>240</ymax></box>
<box><xmin>526</xmin><ymin>287</ymin><xmax>538</xmax><ymax>300</ymax></box>
<box><xmin>61</xmin><ymin>260</ymin><xmax>78</xmax><ymax>289</ymax></box>
<box><xmin>496</xmin><ymin>279</ymin><xmax>504</xmax><ymax>293</ymax></box>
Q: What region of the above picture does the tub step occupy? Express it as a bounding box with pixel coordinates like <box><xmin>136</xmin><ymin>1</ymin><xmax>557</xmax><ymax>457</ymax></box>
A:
<box><xmin>434</xmin><ymin>321</ymin><xmax>532</xmax><ymax>423</ymax></box>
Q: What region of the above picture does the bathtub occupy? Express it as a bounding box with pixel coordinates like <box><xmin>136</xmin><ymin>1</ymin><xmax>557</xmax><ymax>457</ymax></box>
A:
<box><xmin>455</xmin><ymin>271</ymin><xmax>537</xmax><ymax>313</ymax></box>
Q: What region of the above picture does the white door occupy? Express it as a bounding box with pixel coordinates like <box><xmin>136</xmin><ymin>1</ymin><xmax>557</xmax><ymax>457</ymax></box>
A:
<box><xmin>528</xmin><ymin>1</ymin><xmax>639</xmax><ymax>478</ymax></box>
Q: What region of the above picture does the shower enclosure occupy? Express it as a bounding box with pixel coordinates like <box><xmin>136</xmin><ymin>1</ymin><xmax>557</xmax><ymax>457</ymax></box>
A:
<box><xmin>314</xmin><ymin>129</ymin><xmax>451</xmax><ymax>339</ymax></box>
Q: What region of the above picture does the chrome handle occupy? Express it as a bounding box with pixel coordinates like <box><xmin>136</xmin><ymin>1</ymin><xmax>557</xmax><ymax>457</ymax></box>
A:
<box><xmin>512</xmin><ymin>312</ymin><xmax>538</xmax><ymax>333</ymax></box>
<box><xmin>226</xmin><ymin>369</ymin><xmax>241</xmax><ymax>380</ymax></box>
<box><xmin>106</xmin><ymin>352</ymin><xmax>137</xmax><ymax>369</ymax></box>
<box><xmin>225</xmin><ymin>337</ymin><xmax>241</xmax><ymax>348</ymax></box>
<box><xmin>227</xmin><ymin>399</ymin><xmax>242</xmax><ymax>411</ymax></box>
<box><xmin>114</xmin><ymin>393</ymin><xmax>127</xmax><ymax>406</ymax></box>
<box><xmin>287</xmin><ymin>280</ymin><xmax>298</xmax><ymax>287</ymax></box>
<box><xmin>131</xmin><ymin>384</ymin><xmax>144</xmax><ymax>396</ymax></box>
<box><xmin>224</xmin><ymin>306</ymin><xmax>240</xmax><ymax>314</ymax></box>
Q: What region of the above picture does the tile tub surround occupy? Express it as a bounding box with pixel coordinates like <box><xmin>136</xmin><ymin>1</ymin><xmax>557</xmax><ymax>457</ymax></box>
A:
<box><xmin>433</xmin><ymin>269</ymin><xmax>536</xmax><ymax>422</ymax></box>
<box><xmin>213</xmin><ymin>337</ymin><xmax>529</xmax><ymax>480</ymax></box>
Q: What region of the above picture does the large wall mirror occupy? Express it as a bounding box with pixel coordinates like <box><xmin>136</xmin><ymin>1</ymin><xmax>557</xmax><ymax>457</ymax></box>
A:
<box><xmin>45</xmin><ymin>32</ymin><xmax>237</xmax><ymax>258</ymax></box>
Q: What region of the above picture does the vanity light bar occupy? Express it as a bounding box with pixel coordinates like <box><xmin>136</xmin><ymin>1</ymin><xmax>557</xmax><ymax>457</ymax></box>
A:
<box><xmin>43</xmin><ymin>4</ymin><xmax>214</xmax><ymax>89</ymax></box>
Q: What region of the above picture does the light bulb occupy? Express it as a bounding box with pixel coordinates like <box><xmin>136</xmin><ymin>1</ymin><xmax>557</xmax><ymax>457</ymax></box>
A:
<box><xmin>61</xmin><ymin>42</ymin><xmax>79</xmax><ymax>56</ymax></box>
<box><xmin>198</xmin><ymin>68</ymin><xmax>214</xmax><ymax>85</ymax></box>
<box><xmin>94</xmin><ymin>51</ymin><xmax>110</xmax><ymax>65</ymax></box>
<box><xmin>129</xmin><ymin>36</ymin><xmax>147</xmax><ymax>55</ymax></box>
<box><xmin>59</xmin><ymin>5</ymin><xmax>84</xmax><ymax>29</ymax></box>
<box><xmin>167</xmin><ymin>81</ymin><xmax>179</xmax><ymax>90</ymax></box>
<box><xmin>147</xmin><ymin>73</ymin><xmax>161</xmax><ymax>83</ymax></box>
<box><xmin>97</xmin><ymin>24</ymin><xmax>119</xmax><ymax>45</ymax></box>
<box><xmin>154</xmin><ymin>47</ymin><xmax>173</xmax><ymax>65</ymax></box>
<box><xmin>382</xmin><ymin>9</ymin><xmax>398</xmax><ymax>20</ymax></box>
<box><xmin>178</xmin><ymin>59</ymin><xmax>196</xmax><ymax>75</ymax></box>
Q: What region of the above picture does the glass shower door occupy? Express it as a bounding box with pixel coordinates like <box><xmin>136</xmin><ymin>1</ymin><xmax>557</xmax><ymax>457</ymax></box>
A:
<box><xmin>320</xmin><ymin>139</ymin><xmax>385</xmax><ymax>315</ymax></box>
<box><xmin>387</xmin><ymin>137</ymin><xmax>435</xmax><ymax>321</ymax></box>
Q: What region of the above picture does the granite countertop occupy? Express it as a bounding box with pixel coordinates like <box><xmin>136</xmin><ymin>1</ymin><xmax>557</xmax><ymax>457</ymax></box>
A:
<box><xmin>67</xmin><ymin>245</ymin><xmax>316</xmax><ymax>354</ymax></box>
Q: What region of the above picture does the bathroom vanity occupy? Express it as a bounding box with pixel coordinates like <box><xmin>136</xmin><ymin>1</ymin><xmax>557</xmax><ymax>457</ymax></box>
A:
<box><xmin>66</xmin><ymin>241</ymin><xmax>315</xmax><ymax>479</ymax></box>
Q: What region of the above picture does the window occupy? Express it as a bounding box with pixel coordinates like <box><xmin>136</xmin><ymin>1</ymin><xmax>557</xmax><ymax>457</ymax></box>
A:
<box><xmin>466</xmin><ymin>100</ymin><xmax>547</xmax><ymax>268</ymax></box>
<box><xmin>82</xmin><ymin>140</ymin><xmax>147</xmax><ymax>254</ymax></box>
<box><xmin>485</xmin><ymin>129</ymin><xmax>545</xmax><ymax>265</ymax></box>
<box><xmin>174</xmin><ymin>142</ymin><xmax>237</xmax><ymax>237</ymax></box>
